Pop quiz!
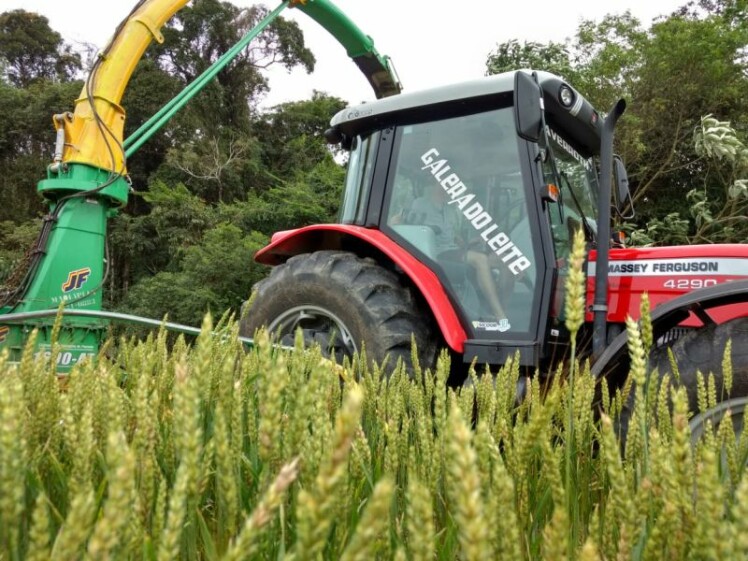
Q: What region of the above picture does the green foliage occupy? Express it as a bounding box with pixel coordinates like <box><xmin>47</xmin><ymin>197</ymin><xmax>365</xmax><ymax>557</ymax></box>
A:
<box><xmin>0</xmin><ymin>219</ymin><xmax>39</xmax><ymax>283</ymax></box>
<box><xmin>120</xmin><ymin>58</ymin><xmax>184</xmax><ymax>189</ymax></box>
<box><xmin>181</xmin><ymin>225</ymin><xmax>267</xmax><ymax>299</ymax></box>
<box><xmin>256</xmin><ymin>91</ymin><xmax>348</xmax><ymax>178</ymax></box>
<box><xmin>625</xmin><ymin>115</ymin><xmax>748</xmax><ymax>245</ymax></box>
<box><xmin>122</xmin><ymin>224</ymin><xmax>268</xmax><ymax>325</ymax></box>
<box><xmin>162</xmin><ymin>131</ymin><xmax>263</xmax><ymax>203</ymax></box>
<box><xmin>0</xmin><ymin>81</ymin><xmax>26</xmax><ymax>157</ymax></box>
<box><xmin>630</xmin><ymin>7</ymin><xmax>747</xmax><ymax>220</ymax></box>
<box><xmin>107</xmin><ymin>182</ymin><xmax>216</xmax><ymax>308</ymax></box>
<box><xmin>694</xmin><ymin>114</ymin><xmax>748</xmax><ymax>165</ymax></box>
<box><xmin>151</xmin><ymin>0</ymin><xmax>314</xmax><ymax>131</ymax></box>
<box><xmin>140</xmin><ymin>181</ymin><xmax>215</xmax><ymax>255</ymax></box>
<box><xmin>121</xmin><ymin>271</ymin><xmax>219</xmax><ymax>327</ymax></box>
<box><xmin>0</xmin><ymin>58</ymin><xmax>82</xmax><ymax>222</ymax></box>
<box><xmin>0</xmin><ymin>10</ymin><xmax>80</xmax><ymax>87</ymax></box>
<box><xmin>486</xmin><ymin>39</ymin><xmax>576</xmax><ymax>81</ymax></box>
<box><xmin>573</xmin><ymin>12</ymin><xmax>647</xmax><ymax>109</ymax></box>
<box><xmin>487</xmin><ymin>0</ymin><xmax>748</xmax><ymax>242</ymax></box>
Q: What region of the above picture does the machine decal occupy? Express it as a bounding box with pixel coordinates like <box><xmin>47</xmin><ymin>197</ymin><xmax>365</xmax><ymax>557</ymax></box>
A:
<box><xmin>35</xmin><ymin>349</ymin><xmax>97</xmax><ymax>366</ymax></box>
<box><xmin>587</xmin><ymin>258</ymin><xmax>748</xmax><ymax>277</ymax></box>
<box><xmin>420</xmin><ymin>148</ymin><xmax>532</xmax><ymax>275</ymax></box>
<box><xmin>34</xmin><ymin>342</ymin><xmax>98</xmax><ymax>366</ymax></box>
<box><xmin>662</xmin><ymin>279</ymin><xmax>717</xmax><ymax>290</ymax></box>
<box><xmin>546</xmin><ymin>127</ymin><xmax>592</xmax><ymax>171</ymax></box>
<box><xmin>62</xmin><ymin>267</ymin><xmax>92</xmax><ymax>293</ymax></box>
<box><xmin>472</xmin><ymin>319</ymin><xmax>511</xmax><ymax>332</ymax></box>
<box><xmin>0</xmin><ymin>326</ymin><xmax>8</xmax><ymax>343</ymax></box>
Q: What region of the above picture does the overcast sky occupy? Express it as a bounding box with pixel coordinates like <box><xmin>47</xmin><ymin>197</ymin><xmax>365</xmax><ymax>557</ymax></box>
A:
<box><xmin>9</xmin><ymin>0</ymin><xmax>687</xmax><ymax>108</ymax></box>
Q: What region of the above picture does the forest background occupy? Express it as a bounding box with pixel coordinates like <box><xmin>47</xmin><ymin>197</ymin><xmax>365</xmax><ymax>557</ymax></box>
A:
<box><xmin>0</xmin><ymin>0</ymin><xmax>746</xmax><ymax>326</ymax></box>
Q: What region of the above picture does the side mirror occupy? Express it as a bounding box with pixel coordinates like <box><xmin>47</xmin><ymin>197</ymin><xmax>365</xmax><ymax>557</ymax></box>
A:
<box><xmin>613</xmin><ymin>155</ymin><xmax>634</xmax><ymax>219</ymax></box>
<box><xmin>324</xmin><ymin>126</ymin><xmax>352</xmax><ymax>150</ymax></box>
<box><xmin>514</xmin><ymin>71</ymin><xmax>543</xmax><ymax>143</ymax></box>
<box><xmin>324</xmin><ymin>126</ymin><xmax>342</xmax><ymax>145</ymax></box>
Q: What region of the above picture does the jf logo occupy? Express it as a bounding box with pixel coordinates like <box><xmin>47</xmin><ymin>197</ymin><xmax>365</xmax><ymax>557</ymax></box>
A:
<box><xmin>62</xmin><ymin>267</ymin><xmax>92</xmax><ymax>293</ymax></box>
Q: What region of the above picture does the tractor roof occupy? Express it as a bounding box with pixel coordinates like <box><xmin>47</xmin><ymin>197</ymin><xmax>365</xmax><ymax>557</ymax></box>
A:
<box><xmin>330</xmin><ymin>70</ymin><xmax>605</xmax><ymax>157</ymax></box>
<box><xmin>330</xmin><ymin>71</ymin><xmax>516</xmax><ymax>137</ymax></box>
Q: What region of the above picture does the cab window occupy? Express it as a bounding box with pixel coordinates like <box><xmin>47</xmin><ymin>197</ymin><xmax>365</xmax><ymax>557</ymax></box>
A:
<box><xmin>383</xmin><ymin>108</ymin><xmax>539</xmax><ymax>337</ymax></box>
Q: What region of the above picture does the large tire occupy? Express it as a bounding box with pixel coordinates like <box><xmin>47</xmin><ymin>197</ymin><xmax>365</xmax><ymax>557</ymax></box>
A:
<box><xmin>619</xmin><ymin>318</ymin><xmax>748</xmax><ymax>445</ymax></box>
<box><xmin>240</xmin><ymin>251</ymin><xmax>438</xmax><ymax>374</ymax></box>
<box><xmin>650</xmin><ymin>318</ymin><xmax>748</xmax><ymax>412</ymax></box>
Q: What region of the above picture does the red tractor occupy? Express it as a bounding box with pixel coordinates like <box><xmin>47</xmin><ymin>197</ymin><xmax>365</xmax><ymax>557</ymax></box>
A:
<box><xmin>242</xmin><ymin>70</ymin><xmax>748</xmax><ymax>430</ymax></box>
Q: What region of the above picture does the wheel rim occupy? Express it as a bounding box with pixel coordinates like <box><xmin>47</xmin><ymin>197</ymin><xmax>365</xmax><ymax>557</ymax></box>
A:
<box><xmin>266</xmin><ymin>305</ymin><xmax>358</xmax><ymax>362</ymax></box>
<box><xmin>689</xmin><ymin>397</ymin><xmax>748</xmax><ymax>467</ymax></box>
<box><xmin>690</xmin><ymin>397</ymin><xmax>747</xmax><ymax>439</ymax></box>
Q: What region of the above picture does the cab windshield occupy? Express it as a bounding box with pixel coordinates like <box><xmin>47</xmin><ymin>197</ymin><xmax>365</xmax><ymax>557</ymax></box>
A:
<box><xmin>544</xmin><ymin>127</ymin><xmax>599</xmax><ymax>257</ymax></box>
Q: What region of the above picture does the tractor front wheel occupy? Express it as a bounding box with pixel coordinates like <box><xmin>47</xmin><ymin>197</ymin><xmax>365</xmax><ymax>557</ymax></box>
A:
<box><xmin>240</xmin><ymin>251</ymin><xmax>437</xmax><ymax>374</ymax></box>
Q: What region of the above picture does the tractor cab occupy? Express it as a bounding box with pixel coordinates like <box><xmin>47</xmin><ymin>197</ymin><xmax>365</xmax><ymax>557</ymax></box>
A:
<box><xmin>330</xmin><ymin>70</ymin><xmax>608</xmax><ymax>366</ymax></box>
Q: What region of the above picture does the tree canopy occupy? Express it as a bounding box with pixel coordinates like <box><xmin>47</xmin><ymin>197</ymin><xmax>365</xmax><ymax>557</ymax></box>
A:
<box><xmin>0</xmin><ymin>10</ymin><xmax>80</xmax><ymax>87</ymax></box>
<box><xmin>486</xmin><ymin>0</ymin><xmax>748</xmax><ymax>244</ymax></box>
<box><xmin>0</xmin><ymin>0</ymin><xmax>746</xmax><ymax>325</ymax></box>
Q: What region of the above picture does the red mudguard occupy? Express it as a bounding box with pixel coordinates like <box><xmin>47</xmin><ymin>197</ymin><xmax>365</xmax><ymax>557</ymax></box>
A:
<box><xmin>254</xmin><ymin>224</ymin><xmax>468</xmax><ymax>352</ymax></box>
<box><xmin>587</xmin><ymin>244</ymin><xmax>748</xmax><ymax>325</ymax></box>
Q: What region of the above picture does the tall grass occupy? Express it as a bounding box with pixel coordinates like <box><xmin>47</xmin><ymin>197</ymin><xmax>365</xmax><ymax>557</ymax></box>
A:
<box><xmin>1</xmin><ymin>245</ymin><xmax>746</xmax><ymax>559</ymax></box>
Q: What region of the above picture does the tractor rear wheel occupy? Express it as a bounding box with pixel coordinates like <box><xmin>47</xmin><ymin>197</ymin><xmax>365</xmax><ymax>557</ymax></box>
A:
<box><xmin>624</xmin><ymin>318</ymin><xmax>748</xmax><ymax>447</ymax></box>
<box><xmin>689</xmin><ymin>396</ymin><xmax>748</xmax><ymax>445</ymax></box>
<box><xmin>240</xmin><ymin>251</ymin><xmax>437</xmax><ymax>374</ymax></box>
<box><xmin>650</xmin><ymin>318</ymin><xmax>748</xmax><ymax>415</ymax></box>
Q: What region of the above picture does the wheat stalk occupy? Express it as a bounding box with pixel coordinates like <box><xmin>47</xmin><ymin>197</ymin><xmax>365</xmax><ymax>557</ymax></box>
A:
<box><xmin>223</xmin><ymin>458</ymin><xmax>300</xmax><ymax>561</ymax></box>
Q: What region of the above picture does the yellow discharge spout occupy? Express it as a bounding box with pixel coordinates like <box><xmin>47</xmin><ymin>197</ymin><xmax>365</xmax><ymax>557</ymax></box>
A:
<box><xmin>55</xmin><ymin>0</ymin><xmax>189</xmax><ymax>174</ymax></box>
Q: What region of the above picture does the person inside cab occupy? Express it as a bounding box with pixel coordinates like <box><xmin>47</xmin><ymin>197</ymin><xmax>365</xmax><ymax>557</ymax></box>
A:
<box><xmin>397</xmin><ymin>179</ymin><xmax>511</xmax><ymax>327</ymax></box>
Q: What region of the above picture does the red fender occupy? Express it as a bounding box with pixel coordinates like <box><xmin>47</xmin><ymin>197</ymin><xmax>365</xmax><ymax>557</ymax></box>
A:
<box><xmin>255</xmin><ymin>224</ymin><xmax>467</xmax><ymax>352</ymax></box>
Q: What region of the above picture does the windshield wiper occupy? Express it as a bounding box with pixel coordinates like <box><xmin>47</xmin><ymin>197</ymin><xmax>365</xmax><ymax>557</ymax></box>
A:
<box><xmin>558</xmin><ymin>170</ymin><xmax>596</xmax><ymax>241</ymax></box>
